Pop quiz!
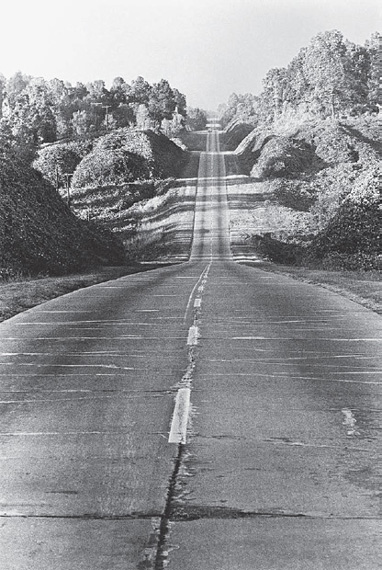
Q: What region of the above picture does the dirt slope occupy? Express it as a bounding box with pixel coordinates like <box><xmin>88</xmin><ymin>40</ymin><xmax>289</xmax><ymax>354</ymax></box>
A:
<box><xmin>0</xmin><ymin>151</ymin><xmax>125</xmax><ymax>277</ymax></box>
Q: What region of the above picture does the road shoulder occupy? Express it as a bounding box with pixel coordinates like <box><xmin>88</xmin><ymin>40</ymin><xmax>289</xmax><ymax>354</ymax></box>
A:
<box><xmin>240</xmin><ymin>262</ymin><xmax>382</xmax><ymax>316</ymax></box>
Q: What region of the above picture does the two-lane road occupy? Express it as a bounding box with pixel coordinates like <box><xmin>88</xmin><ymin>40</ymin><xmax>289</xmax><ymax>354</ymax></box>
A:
<box><xmin>0</xmin><ymin>128</ymin><xmax>381</xmax><ymax>569</ymax></box>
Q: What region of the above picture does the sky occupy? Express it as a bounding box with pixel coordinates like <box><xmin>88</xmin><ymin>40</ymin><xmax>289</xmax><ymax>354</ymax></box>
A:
<box><xmin>0</xmin><ymin>0</ymin><xmax>381</xmax><ymax>110</ymax></box>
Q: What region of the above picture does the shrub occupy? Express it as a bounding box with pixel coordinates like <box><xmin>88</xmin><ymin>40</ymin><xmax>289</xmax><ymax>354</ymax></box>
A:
<box><xmin>310</xmin><ymin>169</ymin><xmax>380</xmax><ymax>259</ymax></box>
<box><xmin>0</xmin><ymin>149</ymin><xmax>125</xmax><ymax>276</ymax></box>
<box><xmin>250</xmin><ymin>233</ymin><xmax>305</xmax><ymax>265</ymax></box>
<box><xmin>72</xmin><ymin>148</ymin><xmax>150</xmax><ymax>188</ymax></box>
<box><xmin>319</xmin><ymin>252</ymin><xmax>381</xmax><ymax>271</ymax></box>
<box><xmin>33</xmin><ymin>140</ymin><xmax>93</xmax><ymax>187</ymax></box>
<box><xmin>273</xmin><ymin>179</ymin><xmax>316</xmax><ymax>211</ymax></box>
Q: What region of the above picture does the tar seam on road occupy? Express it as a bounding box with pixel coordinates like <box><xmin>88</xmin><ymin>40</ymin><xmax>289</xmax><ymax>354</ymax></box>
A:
<box><xmin>154</xmin><ymin>443</ymin><xmax>185</xmax><ymax>570</ymax></box>
<box><xmin>155</xmin><ymin>260</ymin><xmax>210</xmax><ymax>567</ymax></box>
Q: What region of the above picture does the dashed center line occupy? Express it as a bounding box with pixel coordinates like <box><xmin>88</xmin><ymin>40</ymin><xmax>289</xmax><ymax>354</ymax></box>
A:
<box><xmin>168</xmin><ymin>388</ymin><xmax>191</xmax><ymax>444</ymax></box>
<box><xmin>187</xmin><ymin>326</ymin><xmax>200</xmax><ymax>346</ymax></box>
<box><xmin>342</xmin><ymin>408</ymin><xmax>360</xmax><ymax>436</ymax></box>
<box><xmin>183</xmin><ymin>263</ymin><xmax>211</xmax><ymax>322</ymax></box>
<box><xmin>169</xmin><ymin>265</ymin><xmax>210</xmax><ymax>445</ymax></box>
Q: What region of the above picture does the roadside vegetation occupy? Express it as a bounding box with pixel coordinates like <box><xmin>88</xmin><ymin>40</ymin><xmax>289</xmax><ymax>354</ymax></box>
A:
<box><xmin>1</xmin><ymin>30</ymin><xmax>380</xmax><ymax>322</ymax></box>
<box><xmin>0</xmin><ymin>67</ymin><xmax>208</xmax><ymax>281</ymax></box>
<box><xmin>0</xmin><ymin>69</ymin><xmax>205</xmax><ymax>322</ymax></box>
<box><xmin>220</xmin><ymin>30</ymin><xmax>381</xmax><ymax>272</ymax></box>
<box><xmin>0</xmin><ymin>144</ymin><xmax>125</xmax><ymax>276</ymax></box>
<box><xmin>0</xmin><ymin>264</ymin><xmax>166</xmax><ymax>324</ymax></box>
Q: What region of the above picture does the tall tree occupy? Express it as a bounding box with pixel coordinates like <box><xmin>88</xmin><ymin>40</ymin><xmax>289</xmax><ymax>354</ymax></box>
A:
<box><xmin>128</xmin><ymin>76</ymin><xmax>152</xmax><ymax>106</ymax></box>
<box><xmin>148</xmin><ymin>79</ymin><xmax>176</xmax><ymax>127</ymax></box>
<box><xmin>303</xmin><ymin>30</ymin><xmax>350</xmax><ymax>117</ymax></box>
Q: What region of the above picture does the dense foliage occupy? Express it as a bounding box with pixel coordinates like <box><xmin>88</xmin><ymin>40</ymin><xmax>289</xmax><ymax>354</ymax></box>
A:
<box><xmin>220</xmin><ymin>31</ymin><xmax>380</xmax><ymax>127</ymax></box>
<box><xmin>224</xmin><ymin>30</ymin><xmax>381</xmax><ymax>270</ymax></box>
<box><xmin>33</xmin><ymin>140</ymin><xmax>92</xmax><ymax>188</ymax></box>
<box><xmin>0</xmin><ymin>68</ymin><xmax>198</xmax><ymax>276</ymax></box>
<box><xmin>0</xmin><ymin>144</ymin><xmax>125</xmax><ymax>276</ymax></box>
<box><xmin>185</xmin><ymin>107</ymin><xmax>208</xmax><ymax>130</ymax></box>
<box><xmin>69</xmin><ymin>128</ymin><xmax>185</xmax><ymax>188</ymax></box>
<box><xmin>0</xmin><ymin>73</ymin><xmax>188</xmax><ymax>160</ymax></box>
<box><xmin>309</xmin><ymin>169</ymin><xmax>381</xmax><ymax>269</ymax></box>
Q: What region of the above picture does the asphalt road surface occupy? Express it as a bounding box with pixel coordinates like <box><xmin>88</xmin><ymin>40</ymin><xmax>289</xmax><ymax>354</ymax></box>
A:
<box><xmin>0</xmin><ymin>128</ymin><xmax>381</xmax><ymax>569</ymax></box>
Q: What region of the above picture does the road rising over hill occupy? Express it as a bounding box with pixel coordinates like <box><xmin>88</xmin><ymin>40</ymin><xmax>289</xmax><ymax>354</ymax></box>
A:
<box><xmin>0</xmin><ymin>126</ymin><xmax>381</xmax><ymax>569</ymax></box>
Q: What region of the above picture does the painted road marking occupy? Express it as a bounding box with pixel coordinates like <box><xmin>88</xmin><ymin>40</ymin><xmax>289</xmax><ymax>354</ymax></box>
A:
<box><xmin>342</xmin><ymin>408</ymin><xmax>360</xmax><ymax>436</ymax></box>
<box><xmin>187</xmin><ymin>326</ymin><xmax>200</xmax><ymax>345</ymax></box>
<box><xmin>183</xmin><ymin>263</ymin><xmax>211</xmax><ymax>322</ymax></box>
<box><xmin>152</xmin><ymin>294</ymin><xmax>178</xmax><ymax>297</ymax></box>
<box><xmin>194</xmin><ymin>298</ymin><xmax>202</xmax><ymax>308</ymax></box>
<box><xmin>168</xmin><ymin>387</ymin><xmax>191</xmax><ymax>444</ymax></box>
<box><xmin>231</xmin><ymin>336</ymin><xmax>382</xmax><ymax>342</ymax></box>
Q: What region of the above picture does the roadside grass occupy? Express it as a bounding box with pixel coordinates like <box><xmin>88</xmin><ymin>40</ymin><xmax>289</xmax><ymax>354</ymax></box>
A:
<box><xmin>0</xmin><ymin>264</ymin><xmax>167</xmax><ymax>324</ymax></box>
<box><xmin>253</xmin><ymin>263</ymin><xmax>382</xmax><ymax>315</ymax></box>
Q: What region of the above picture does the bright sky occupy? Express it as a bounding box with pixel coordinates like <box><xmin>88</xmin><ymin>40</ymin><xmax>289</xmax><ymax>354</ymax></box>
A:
<box><xmin>1</xmin><ymin>0</ymin><xmax>380</xmax><ymax>110</ymax></box>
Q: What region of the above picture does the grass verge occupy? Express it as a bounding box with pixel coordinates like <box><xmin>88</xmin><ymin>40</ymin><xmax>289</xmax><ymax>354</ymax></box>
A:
<box><xmin>245</xmin><ymin>262</ymin><xmax>382</xmax><ymax>316</ymax></box>
<box><xmin>0</xmin><ymin>264</ymin><xmax>170</xmax><ymax>324</ymax></box>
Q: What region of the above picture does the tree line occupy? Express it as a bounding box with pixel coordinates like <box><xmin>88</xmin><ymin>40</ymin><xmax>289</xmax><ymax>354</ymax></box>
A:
<box><xmin>220</xmin><ymin>31</ymin><xmax>381</xmax><ymax>126</ymax></box>
<box><xmin>0</xmin><ymin>72</ymin><xmax>207</xmax><ymax>160</ymax></box>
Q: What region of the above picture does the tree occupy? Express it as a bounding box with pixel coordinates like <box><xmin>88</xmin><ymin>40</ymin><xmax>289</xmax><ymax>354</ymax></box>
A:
<box><xmin>72</xmin><ymin>131</ymin><xmax>151</xmax><ymax>188</ymax></box>
<box><xmin>366</xmin><ymin>33</ymin><xmax>382</xmax><ymax>106</ymax></box>
<box><xmin>110</xmin><ymin>76</ymin><xmax>128</xmax><ymax>106</ymax></box>
<box><xmin>283</xmin><ymin>48</ymin><xmax>310</xmax><ymax>110</ymax></box>
<box><xmin>172</xmin><ymin>88</ymin><xmax>187</xmax><ymax>116</ymax></box>
<box><xmin>113</xmin><ymin>103</ymin><xmax>135</xmax><ymax>128</ymax></box>
<box><xmin>5</xmin><ymin>71</ymin><xmax>30</xmax><ymax>109</ymax></box>
<box><xmin>186</xmin><ymin>107</ymin><xmax>208</xmax><ymax>130</ymax></box>
<box><xmin>25</xmin><ymin>78</ymin><xmax>57</xmax><ymax>142</ymax></box>
<box><xmin>71</xmin><ymin>110</ymin><xmax>93</xmax><ymax>137</ymax></box>
<box><xmin>303</xmin><ymin>31</ymin><xmax>350</xmax><ymax>117</ymax></box>
<box><xmin>33</xmin><ymin>143</ymin><xmax>83</xmax><ymax>188</ymax></box>
<box><xmin>0</xmin><ymin>73</ymin><xmax>6</xmax><ymax>118</ymax></box>
<box><xmin>127</xmin><ymin>76</ymin><xmax>152</xmax><ymax>106</ymax></box>
<box><xmin>221</xmin><ymin>93</ymin><xmax>240</xmax><ymax>125</ymax></box>
<box><xmin>259</xmin><ymin>68</ymin><xmax>288</xmax><ymax>121</ymax></box>
<box><xmin>148</xmin><ymin>79</ymin><xmax>176</xmax><ymax>127</ymax></box>
<box><xmin>86</xmin><ymin>79</ymin><xmax>109</xmax><ymax>102</ymax></box>
<box><xmin>136</xmin><ymin>104</ymin><xmax>151</xmax><ymax>130</ymax></box>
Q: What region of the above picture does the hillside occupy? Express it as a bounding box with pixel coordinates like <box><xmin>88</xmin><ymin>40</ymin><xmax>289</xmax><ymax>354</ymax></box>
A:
<box><xmin>0</xmin><ymin>148</ymin><xmax>125</xmax><ymax>277</ymax></box>
<box><xmin>34</xmin><ymin>128</ymin><xmax>189</xmax><ymax>258</ymax></box>
<box><xmin>221</xmin><ymin>29</ymin><xmax>381</xmax><ymax>271</ymax></box>
<box><xmin>235</xmin><ymin>115</ymin><xmax>381</xmax><ymax>176</ymax></box>
<box><xmin>220</xmin><ymin>120</ymin><xmax>254</xmax><ymax>152</ymax></box>
<box><xmin>0</xmin><ymin>72</ymin><xmax>193</xmax><ymax>276</ymax></box>
<box><xmin>72</xmin><ymin>128</ymin><xmax>186</xmax><ymax>184</ymax></box>
<box><xmin>34</xmin><ymin>128</ymin><xmax>186</xmax><ymax>188</ymax></box>
<box><xmin>227</xmin><ymin>115</ymin><xmax>381</xmax><ymax>270</ymax></box>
